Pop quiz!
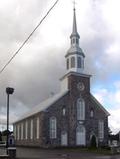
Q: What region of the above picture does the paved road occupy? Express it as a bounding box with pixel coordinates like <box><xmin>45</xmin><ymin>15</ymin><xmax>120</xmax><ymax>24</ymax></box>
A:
<box><xmin>16</xmin><ymin>147</ymin><xmax>120</xmax><ymax>159</ymax></box>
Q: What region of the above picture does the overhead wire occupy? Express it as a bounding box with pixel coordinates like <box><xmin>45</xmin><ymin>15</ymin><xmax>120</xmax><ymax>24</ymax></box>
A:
<box><xmin>0</xmin><ymin>0</ymin><xmax>59</xmax><ymax>75</ymax></box>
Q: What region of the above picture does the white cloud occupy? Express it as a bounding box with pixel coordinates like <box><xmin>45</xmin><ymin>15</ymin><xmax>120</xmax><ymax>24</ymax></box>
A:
<box><xmin>109</xmin><ymin>109</ymin><xmax>120</xmax><ymax>134</ymax></box>
<box><xmin>102</xmin><ymin>0</ymin><xmax>120</xmax><ymax>33</ymax></box>
<box><xmin>93</xmin><ymin>88</ymin><xmax>108</xmax><ymax>104</ymax></box>
<box><xmin>0</xmin><ymin>0</ymin><xmax>120</xmax><ymax>135</ymax></box>
<box><xmin>93</xmin><ymin>84</ymin><xmax>120</xmax><ymax>133</ymax></box>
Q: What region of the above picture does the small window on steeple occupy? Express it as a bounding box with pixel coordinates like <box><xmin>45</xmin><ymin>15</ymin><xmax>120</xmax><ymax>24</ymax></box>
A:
<box><xmin>72</xmin><ymin>38</ymin><xmax>75</xmax><ymax>44</ymax></box>
<box><xmin>77</xmin><ymin>57</ymin><xmax>81</xmax><ymax>68</ymax></box>
<box><xmin>76</xmin><ymin>39</ymin><xmax>78</xmax><ymax>44</ymax></box>
<box><xmin>66</xmin><ymin>59</ymin><xmax>69</xmax><ymax>70</ymax></box>
<box><xmin>71</xmin><ymin>56</ymin><xmax>75</xmax><ymax>68</ymax></box>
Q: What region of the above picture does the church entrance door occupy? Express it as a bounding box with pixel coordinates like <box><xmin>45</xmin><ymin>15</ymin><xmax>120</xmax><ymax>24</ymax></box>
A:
<box><xmin>61</xmin><ymin>131</ymin><xmax>67</xmax><ymax>146</ymax></box>
<box><xmin>76</xmin><ymin>125</ymin><xmax>86</xmax><ymax>146</ymax></box>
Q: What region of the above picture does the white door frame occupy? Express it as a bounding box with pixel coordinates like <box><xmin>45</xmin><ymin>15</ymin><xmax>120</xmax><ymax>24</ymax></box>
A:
<box><xmin>61</xmin><ymin>131</ymin><xmax>68</xmax><ymax>146</ymax></box>
<box><xmin>76</xmin><ymin>125</ymin><xmax>86</xmax><ymax>146</ymax></box>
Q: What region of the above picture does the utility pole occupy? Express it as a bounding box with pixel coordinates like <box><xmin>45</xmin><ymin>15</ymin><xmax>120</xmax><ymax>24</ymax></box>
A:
<box><xmin>6</xmin><ymin>87</ymin><xmax>14</xmax><ymax>149</ymax></box>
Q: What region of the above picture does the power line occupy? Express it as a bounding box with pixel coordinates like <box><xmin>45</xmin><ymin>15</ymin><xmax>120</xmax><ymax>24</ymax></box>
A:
<box><xmin>0</xmin><ymin>0</ymin><xmax>59</xmax><ymax>75</ymax></box>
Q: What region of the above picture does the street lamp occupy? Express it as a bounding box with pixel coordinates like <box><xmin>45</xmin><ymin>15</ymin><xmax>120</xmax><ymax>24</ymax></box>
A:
<box><xmin>6</xmin><ymin>87</ymin><xmax>14</xmax><ymax>149</ymax></box>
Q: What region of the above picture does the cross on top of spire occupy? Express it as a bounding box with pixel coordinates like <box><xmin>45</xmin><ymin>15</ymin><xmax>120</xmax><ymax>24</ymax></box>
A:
<box><xmin>71</xmin><ymin>0</ymin><xmax>79</xmax><ymax>37</ymax></box>
<box><xmin>73</xmin><ymin>0</ymin><xmax>76</xmax><ymax>10</ymax></box>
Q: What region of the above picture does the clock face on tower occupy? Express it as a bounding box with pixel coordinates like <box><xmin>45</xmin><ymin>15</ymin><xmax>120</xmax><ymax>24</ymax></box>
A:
<box><xmin>77</xmin><ymin>82</ymin><xmax>85</xmax><ymax>91</ymax></box>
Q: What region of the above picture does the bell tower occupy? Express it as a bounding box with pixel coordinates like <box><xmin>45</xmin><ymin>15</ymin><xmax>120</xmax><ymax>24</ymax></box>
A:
<box><xmin>60</xmin><ymin>6</ymin><xmax>91</xmax><ymax>92</ymax></box>
<box><xmin>65</xmin><ymin>7</ymin><xmax>85</xmax><ymax>73</ymax></box>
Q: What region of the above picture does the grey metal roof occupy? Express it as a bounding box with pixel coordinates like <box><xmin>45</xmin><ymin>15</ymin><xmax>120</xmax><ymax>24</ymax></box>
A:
<box><xmin>13</xmin><ymin>90</ymin><xmax>69</xmax><ymax>123</ymax></box>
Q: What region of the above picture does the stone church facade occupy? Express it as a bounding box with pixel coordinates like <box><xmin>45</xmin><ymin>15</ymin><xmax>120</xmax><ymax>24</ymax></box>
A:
<box><xmin>13</xmin><ymin>8</ymin><xmax>110</xmax><ymax>148</ymax></box>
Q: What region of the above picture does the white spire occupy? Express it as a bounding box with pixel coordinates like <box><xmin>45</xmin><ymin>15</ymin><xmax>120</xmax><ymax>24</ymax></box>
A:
<box><xmin>71</xmin><ymin>7</ymin><xmax>79</xmax><ymax>38</ymax></box>
<box><xmin>65</xmin><ymin>6</ymin><xmax>85</xmax><ymax>74</ymax></box>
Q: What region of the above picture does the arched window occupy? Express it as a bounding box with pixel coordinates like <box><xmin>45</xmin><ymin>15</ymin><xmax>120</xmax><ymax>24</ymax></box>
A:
<box><xmin>21</xmin><ymin>123</ymin><xmax>23</xmax><ymax>140</ymax></box>
<box><xmin>77</xmin><ymin>98</ymin><xmax>85</xmax><ymax>120</ymax></box>
<box><xmin>17</xmin><ymin>125</ymin><xmax>20</xmax><ymax>140</ymax></box>
<box><xmin>77</xmin><ymin>57</ymin><xmax>82</xmax><ymax>68</ymax></box>
<box><xmin>36</xmin><ymin>117</ymin><xmax>39</xmax><ymax>139</ymax></box>
<box><xmin>50</xmin><ymin>117</ymin><xmax>57</xmax><ymax>139</ymax></box>
<box><xmin>72</xmin><ymin>38</ymin><xmax>75</xmax><ymax>44</ymax></box>
<box><xmin>62</xmin><ymin>108</ymin><xmax>66</xmax><ymax>116</ymax></box>
<box><xmin>25</xmin><ymin>121</ymin><xmax>28</xmax><ymax>140</ymax></box>
<box><xmin>76</xmin><ymin>125</ymin><xmax>86</xmax><ymax>145</ymax></box>
<box><xmin>90</xmin><ymin>109</ymin><xmax>94</xmax><ymax>117</ymax></box>
<box><xmin>71</xmin><ymin>56</ymin><xmax>75</xmax><ymax>68</ymax></box>
<box><xmin>76</xmin><ymin>39</ymin><xmax>78</xmax><ymax>44</ymax></box>
<box><xmin>14</xmin><ymin>125</ymin><xmax>16</xmax><ymax>140</ymax></box>
<box><xmin>82</xmin><ymin>59</ymin><xmax>84</xmax><ymax>68</ymax></box>
<box><xmin>66</xmin><ymin>59</ymin><xmax>69</xmax><ymax>70</ymax></box>
<box><xmin>98</xmin><ymin>120</ymin><xmax>104</xmax><ymax>140</ymax></box>
<box><xmin>30</xmin><ymin>119</ymin><xmax>33</xmax><ymax>139</ymax></box>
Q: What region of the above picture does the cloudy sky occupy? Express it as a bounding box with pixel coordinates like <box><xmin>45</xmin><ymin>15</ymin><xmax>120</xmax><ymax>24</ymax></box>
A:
<box><xmin>0</xmin><ymin>0</ymin><xmax>120</xmax><ymax>133</ymax></box>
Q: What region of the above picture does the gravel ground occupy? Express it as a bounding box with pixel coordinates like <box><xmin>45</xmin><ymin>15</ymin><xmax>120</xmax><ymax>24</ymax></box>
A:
<box><xmin>16</xmin><ymin>147</ymin><xmax>120</xmax><ymax>159</ymax></box>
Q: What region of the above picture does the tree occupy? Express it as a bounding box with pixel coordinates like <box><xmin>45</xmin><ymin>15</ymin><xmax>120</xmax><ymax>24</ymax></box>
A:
<box><xmin>108</xmin><ymin>127</ymin><xmax>112</xmax><ymax>135</ymax></box>
<box><xmin>90</xmin><ymin>135</ymin><xmax>97</xmax><ymax>148</ymax></box>
<box><xmin>2</xmin><ymin>130</ymin><xmax>11</xmax><ymax>136</ymax></box>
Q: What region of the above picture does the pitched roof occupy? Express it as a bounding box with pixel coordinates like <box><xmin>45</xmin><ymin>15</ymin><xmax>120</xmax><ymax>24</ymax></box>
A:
<box><xmin>13</xmin><ymin>90</ymin><xmax>69</xmax><ymax>123</ymax></box>
<box><xmin>90</xmin><ymin>93</ymin><xmax>110</xmax><ymax>116</ymax></box>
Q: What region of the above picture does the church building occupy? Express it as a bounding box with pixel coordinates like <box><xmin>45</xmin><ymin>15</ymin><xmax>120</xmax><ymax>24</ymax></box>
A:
<box><xmin>13</xmin><ymin>8</ymin><xmax>110</xmax><ymax>147</ymax></box>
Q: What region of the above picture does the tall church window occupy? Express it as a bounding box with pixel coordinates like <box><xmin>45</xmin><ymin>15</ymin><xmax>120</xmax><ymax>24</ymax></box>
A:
<box><xmin>14</xmin><ymin>125</ymin><xmax>16</xmax><ymax>140</ymax></box>
<box><xmin>66</xmin><ymin>59</ymin><xmax>69</xmax><ymax>70</ymax></box>
<box><xmin>36</xmin><ymin>117</ymin><xmax>39</xmax><ymax>139</ymax></box>
<box><xmin>25</xmin><ymin>121</ymin><xmax>28</xmax><ymax>140</ymax></box>
<box><xmin>77</xmin><ymin>57</ymin><xmax>82</xmax><ymax>68</ymax></box>
<box><xmin>30</xmin><ymin>119</ymin><xmax>33</xmax><ymax>139</ymax></box>
<box><xmin>71</xmin><ymin>56</ymin><xmax>75</xmax><ymax>68</ymax></box>
<box><xmin>98</xmin><ymin>120</ymin><xmax>104</xmax><ymax>140</ymax></box>
<box><xmin>77</xmin><ymin>98</ymin><xmax>85</xmax><ymax>120</ymax></box>
<box><xmin>21</xmin><ymin>123</ymin><xmax>23</xmax><ymax>140</ymax></box>
<box><xmin>17</xmin><ymin>125</ymin><xmax>20</xmax><ymax>140</ymax></box>
<box><xmin>50</xmin><ymin>117</ymin><xmax>57</xmax><ymax>139</ymax></box>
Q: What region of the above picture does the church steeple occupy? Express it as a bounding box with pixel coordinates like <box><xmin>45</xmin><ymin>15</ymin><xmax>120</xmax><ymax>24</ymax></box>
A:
<box><xmin>70</xmin><ymin>7</ymin><xmax>80</xmax><ymax>41</ymax></box>
<box><xmin>65</xmin><ymin>7</ymin><xmax>85</xmax><ymax>73</ymax></box>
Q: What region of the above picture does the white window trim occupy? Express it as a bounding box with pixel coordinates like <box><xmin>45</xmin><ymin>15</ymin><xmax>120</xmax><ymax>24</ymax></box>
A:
<box><xmin>14</xmin><ymin>125</ymin><xmax>16</xmax><ymax>140</ymax></box>
<box><xmin>62</xmin><ymin>108</ymin><xmax>66</xmax><ymax>116</ymax></box>
<box><xmin>90</xmin><ymin>109</ymin><xmax>94</xmax><ymax>117</ymax></box>
<box><xmin>50</xmin><ymin>117</ymin><xmax>57</xmax><ymax>139</ymax></box>
<box><xmin>36</xmin><ymin>117</ymin><xmax>39</xmax><ymax>139</ymax></box>
<box><xmin>98</xmin><ymin>120</ymin><xmax>104</xmax><ymax>140</ymax></box>
<box><xmin>61</xmin><ymin>131</ymin><xmax>68</xmax><ymax>146</ymax></box>
<box><xmin>30</xmin><ymin>119</ymin><xmax>33</xmax><ymax>139</ymax></box>
<box><xmin>17</xmin><ymin>125</ymin><xmax>20</xmax><ymax>140</ymax></box>
<box><xmin>25</xmin><ymin>121</ymin><xmax>28</xmax><ymax>140</ymax></box>
<box><xmin>77</xmin><ymin>98</ymin><xmax>85</xmax><ymax>120</ymax></box>
<box><xmin>21</xmin><ymin>123</ymin><xmax>23</xmax><ymax>140</ymax></box>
